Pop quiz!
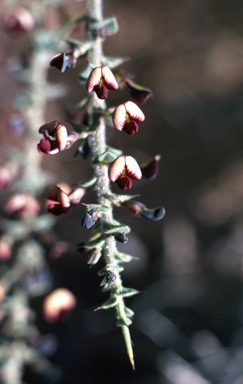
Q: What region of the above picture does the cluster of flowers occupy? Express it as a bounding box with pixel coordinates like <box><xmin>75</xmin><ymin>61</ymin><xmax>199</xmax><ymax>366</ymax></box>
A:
<box><xmin>37</xmin><ymin>64</ymin><xmax>165</xmax><ymax>222</ymax></box>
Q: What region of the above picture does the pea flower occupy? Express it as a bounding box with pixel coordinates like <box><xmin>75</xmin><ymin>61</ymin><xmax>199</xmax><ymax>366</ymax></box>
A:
<box><xmin>86</xmin><ymin>66</ymin><xmax>118</xmax><ymax>99</ymax></box>
<box><xmin>47</xmin><ymin>185</ymin><xmax>85</xmax><ymax>216</ymax></box>
<box><xmin>37</xmin><ymin>121</ymin><xmax>79</xmax><ymax>155</ymax></box>
<box><xmin>43</xmin><ymin>288</ymin><xmax>76</xmax><ymax>323</ymax></box>
<box><xmin>108</xmin><ymin>155</ymin><xmax>142</xmax><ymax>190</ymax></box>
<box><xmin>112</xmin><ymin>101</ymin><xmax>145</xmax><ymax>135</ymax></box>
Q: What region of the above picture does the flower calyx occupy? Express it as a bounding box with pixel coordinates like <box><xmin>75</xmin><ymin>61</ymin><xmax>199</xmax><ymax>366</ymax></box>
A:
<box><xmin>115</xmin><ymin>70</ymin><xmax>153</xmax><ymax>104</ymax></box>
<box><xmin>140</xmin><ymin>154</ymin><xmax>161</xmax><ymax>180</ymax></box>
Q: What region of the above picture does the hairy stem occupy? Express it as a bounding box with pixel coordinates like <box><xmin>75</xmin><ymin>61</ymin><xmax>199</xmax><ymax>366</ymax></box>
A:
<box><xmin>86</xmin><ymin>0</ymin><xmax>135</xmax><ymax>369</ymax></box>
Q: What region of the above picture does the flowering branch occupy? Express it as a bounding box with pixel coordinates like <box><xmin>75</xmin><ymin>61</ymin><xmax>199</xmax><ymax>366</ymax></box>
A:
<box><xmin>37</xmin><ymin>0</ymin><xmax>165</xmax><ymax>369</ymax></box>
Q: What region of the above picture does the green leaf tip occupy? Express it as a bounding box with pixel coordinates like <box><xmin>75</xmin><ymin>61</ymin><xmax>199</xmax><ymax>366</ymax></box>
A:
<box><xmin>121</xmin><ymin>325</ymin><xmax>135</xmax><ymax>370</ymax></box>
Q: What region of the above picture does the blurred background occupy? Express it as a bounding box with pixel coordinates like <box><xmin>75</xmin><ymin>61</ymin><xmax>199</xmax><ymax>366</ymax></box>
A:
<box><xmin>1</xmin><ymin>0</ymin><xmax>243</xmax><ymax>383</ymax></box>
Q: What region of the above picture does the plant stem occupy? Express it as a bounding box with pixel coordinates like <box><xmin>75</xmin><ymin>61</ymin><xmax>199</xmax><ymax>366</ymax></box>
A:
<box><xmin>86</xmin><ymin>0</ymin><xmax>135</xmax><ymax>369</ymax></box>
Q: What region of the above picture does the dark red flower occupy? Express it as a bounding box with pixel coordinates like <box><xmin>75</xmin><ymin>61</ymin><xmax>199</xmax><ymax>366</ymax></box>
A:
<box><xmin>86</xmin><ymin>66</ymin><xmax>118</xmax><ymax>99</ymax></box>
<box><xmin>108</xmin><ymin>156</ymin><xmax>142</xmax><ymax>190</ymax></box>
<box><xmin>37</xmin><ymin>121</ymin><xmax>79</xmax><ymax>155</ymax></box>
<box><xmin>113</xmin><ymin>101</ymin><xmax>145</xmax><ymax>135</ymax></box>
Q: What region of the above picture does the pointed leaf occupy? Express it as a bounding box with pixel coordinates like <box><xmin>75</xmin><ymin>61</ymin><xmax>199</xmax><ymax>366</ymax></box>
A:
<box><xmin>79</xmin><ymin>64</ymin><xmax>94</xmax><ymax>82</ymax></box>
<box><xmin>83</xmin><ymin>235</ymin><xmax>106</xmax><ymax>250</ymax></box>
<box><xmin>82</xmin><ymin>203</ymin><xmax>110</xmax><ymax>213</ymax></box>
<box><xmin>98</xmin><ymin>265</ymin><xmax>124</xmax><ymax>276</ymax></box>
<box><xmin>124</xmin><ymin>306</ymin><xmax>135</xmax><ymax>319</ymax></box>
<box><xmin>103</xmin><ymin>224</ymin><xmax>130</xmax><ymax>235</ymax></box>
<box><xmin>91</xmin><ymin>17</ymin><xmax>119</xmax><ymax>36</ymax></box>
<box><xmin>103</xmin><ymin>56</ymin><xmax>129</xmax><ymax>69</ymax></box>
<box><xmin>93</xmin><ymin>147</ymin><xmax>122</xmax><ymax>165</ymax></box>
<box><xmin>66</xmin><ymin>39</ymin><xmax>93</xmax><ymax>54</ymax></box>
<box><xmin>95</xmin><ymin>296</ymin><xmax>118</xmax><ymax>310</ymax></box>
<box><xmin>115</xmin><ymin>252</ymin><xmax>139</xmax><ymax>263</ymax></box>
<box><xmin>117</xmin><ymin>317</ymin><xmax>132</xmax><ymax>327</ymax></box>
<box><xmin>78</xmin><ymin>177</ymin><xmax>97</xmax><ymax>189</ymax></box>
<box><xmin>118</xmin><ymin>287</ymin><xmax>140</xmax><ymax>298</ymax></box>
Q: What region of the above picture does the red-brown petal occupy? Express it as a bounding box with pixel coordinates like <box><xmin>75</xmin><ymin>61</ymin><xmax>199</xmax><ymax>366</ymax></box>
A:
<box><xmin>86</xmin><ymin>67</ymin><xmax>102</xmax><ymax>93</ymax></box>
<box><xmin>116</xmin><ymin>176</ymin><xmax>133</xmax><ymax>190</ymax></box>
<box><xmin>124</xmin><ymin>101</ymin><xmax>145</xmax><ymax>122</ymax></box>
<box><xmin>125</xmin><ymin>156</ymin><xmax>142</xmax><ymax>180</ymax></box>
<box><xmin>101</xmin><ymin>66</ymin><xmax>119</xmax><ymax>90</ymax></box>
<box><xmin>112</xmin><ymin>104</ymin><xmax>127</xmax><ymax>131</ymax></box>
<box><xmin>108</xmin><ymin>156</ymin><xmax>126</xmax><ymax>182</ymax></box>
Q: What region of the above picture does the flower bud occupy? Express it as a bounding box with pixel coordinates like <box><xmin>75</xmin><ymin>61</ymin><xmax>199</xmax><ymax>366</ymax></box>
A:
<box><xmin>50</xmin><ymin>50</ymin><xmax>79</xmax><ymax>73</ymax></box>
<box><xmin>124</xmin><ymin>200</ymin><xmax>166</xmax><ymax>221</ymax></box>
<box><xmin>86</xmin><ymin>249</ymin><xmax>102</xmax><ymax>268</ymax></box>
<box><xmin>113</xmin><ymin>101</ymin><xmax>145</xmax><ymax>135</ymax></box>
<box><xmin>140</xmin><ymin>154</ymin><xmax>161</xmax><ymax>180</ymax></box>
<box><xmin>115</xmin><ymin>70</ymin><xmax>153</xmax><ymax>104</ymax></box>
<box><xmin>82</xmin><ymin>209</ymin><xmax>99</xmax><ymax>229</ymax></box>
<box><xmin>86</xmin><ymin>66</ymin><xmax>118</xmax><ymax>99</ymax></box>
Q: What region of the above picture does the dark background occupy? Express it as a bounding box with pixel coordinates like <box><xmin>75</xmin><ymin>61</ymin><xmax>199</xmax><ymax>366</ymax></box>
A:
<box><xmin>2</xmin><ymin>1</ymin><xmax>243</xmax><ymax>383</ymax></box>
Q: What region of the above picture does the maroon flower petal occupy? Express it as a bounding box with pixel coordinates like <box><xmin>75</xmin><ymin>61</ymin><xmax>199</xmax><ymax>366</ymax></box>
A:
<box><xmin>123</xmin><ymin>120</ymin><xmax>139</xmax><ymax>135</ymax></box>
<box><xmin>116</xmin><ymin>176</ymin><xmax>133</xmax><ymax>190</ymax></box>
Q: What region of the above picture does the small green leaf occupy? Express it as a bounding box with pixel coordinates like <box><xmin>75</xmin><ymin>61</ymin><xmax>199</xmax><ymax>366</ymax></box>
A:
<box><xmin>82</xmin><ymin>203</ymin><xmax>110</xmax><ymax>213</ymax></box>
<box><xmin>83</xmin><ymin>235</ymin><xmax>106</xmax><ymax>250</ymax></box>
<box><xmin>124</xmin><ymin>306</ymin><xmax>135</xmax><ymax>319</ymax></box>
<box><xmin>72</xmin><ymin>97</ymin><xmax>89</xmax><ymax>110</ymax></box>
<box><xmin>95</xmin><ymin>296</ymin><xmax>118</xmax><ymax>310</ymax></box>
<box><xmin>78</xmin><ymin>177</ymin><xmax>97</xmax><ymax>189</ymax></box>
<box><xmin>93</xmin><ymin>147</ymin><xmax>122</xmax><ymax>165</ymax></box>
<box><xmin>79</xmin><ymin>64</ymin><xmax>94</xmax><ymax>82</ymax></box>
<box><xmin>91</xmin><ymin>17</ymin><xmax>119</xmax><ymax>36</ymax></box>
<box><xmin>66</xmin><ymin>39</ymin><xmax>93</xmax><ymax>54</ymax></box>
<box><xmin>117</xmin><ymin>317</ymin><xmax>132</xmax><ymax>327</ymax></box>
<box><xmin>105</xmin><ymin>193</ymin><xmax>139</xmax><ymax>206</ymax></box>
<box><xmin>118</xmin><ymin>287</ymin><xmax>140</xmax><ymax>298</ymax></box>
<box><xmin>102</xmin><ymin>56</ymin><xmax>129</xmax><ymax>69</ymax></box>
<box><xmin>98</xmin><ymin>265</ymin><xmax>124</xmax><ymax>276</ymax></box>
<box><xmin>115</xmin><ymin>252</ymin><xmax>139</xmax><ymax>263</ymax></box>
<box><xmin>103</xmin><ymin>224</ymin><xmax>131</xmax><ymax>235</ymax></box>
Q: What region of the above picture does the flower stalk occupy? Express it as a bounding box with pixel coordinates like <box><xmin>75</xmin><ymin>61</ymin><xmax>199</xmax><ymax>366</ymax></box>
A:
<box><xmin>86</xmin><ymin>0</ymin><xmax>135</xmax><ymax>368</ymax></box>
